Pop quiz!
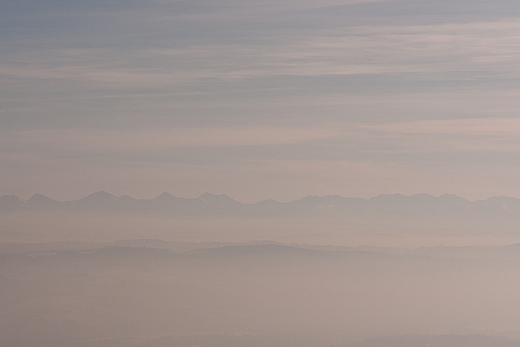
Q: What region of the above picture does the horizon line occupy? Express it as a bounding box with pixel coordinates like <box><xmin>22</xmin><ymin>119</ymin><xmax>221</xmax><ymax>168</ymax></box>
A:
<box><xmin>2</xmin><ymin>190</ymin><xmax>519</xmax><ymax>205</ymax></box>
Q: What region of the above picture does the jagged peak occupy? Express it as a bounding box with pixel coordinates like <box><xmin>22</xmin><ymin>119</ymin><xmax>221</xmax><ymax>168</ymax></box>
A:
<box><xmin>198</xmin><ymin>192</ymin><xmax>226</xmax><ymax>198</ymax></box>
<box><xmin>411</xmin><ymin>193</ymin><xmax>435</xmax><ymax>198</ymax></box>
<box><xmin>27</xmin><ymin>194</ymin><xmax>59</xmax><ymax>203</ymax></box>
<box><xmin>0</xmin><ymin>194</ymin><xmax>24</xmax><ymax>203</ymax></box>
<box><xmin>80</xmin><ymin>191</ymin><xmax>116</xmax><ymax>201</ymax></box>
<box><xmin>198</xmin><ymin>192</ymin><xmax>229</xmax><ymax>200</ymax></box>
<box><xmin>370</xmin><ymin>193</ymin><xmax>406</xmax><ymax>200</ymax></box>
<box><xmin>440</xmin><ymin>193</ymin><xmax>458</xmax><ymax>197</ymax></box>
<box><xmin>298</xmin><ymin>195</ymin><xmax>320</xmax><ymax>201</ymax></box>
<box><xmin>439</xmin><ymin>193</ymin><xmax>468</xmax><ymax>200</ymax></box>
<box><xmin>197</xmin><ymin>192</ymin><xmax>241</xmax><ymax>205</ymax></box>
<box><xmin>29</xmin><ymin>193</ymin><xmax>53</xmax><ymax>199</ymax></box>
<box><xmin>484</xmin><ymin>195</ymin><xmax>520</xmax><ymax>201</ymax></box>
<box><xmin>154</xmin><ymin>192</ymin><xmax>175</xmax><ymax>200</ymax></box>
<box><xmin>254</xmin><ymin>199</ymin><xmax>281</xmax><ymax>204</ymax></box>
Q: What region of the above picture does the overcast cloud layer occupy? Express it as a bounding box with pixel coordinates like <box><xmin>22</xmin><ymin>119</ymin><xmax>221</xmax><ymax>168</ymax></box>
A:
<box><xmin>2</xmin><ymin>0</ymin><xmax>520</xmax><ymax>202</ymax></box>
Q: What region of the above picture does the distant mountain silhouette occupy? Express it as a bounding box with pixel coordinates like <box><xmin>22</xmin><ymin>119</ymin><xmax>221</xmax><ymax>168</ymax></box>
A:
<box><xmin>0</xmin><ymin>195</ymin><xmax>26</xmax><ymax>211</ymax></box>
<box><xmin>26</xmin><ymin>194</ymin><xmax>63</xmax><ymax>211</ymax></box>
<box><xmin>140</xmin><ymin>334</ymin><xmax>517</xmax><ymax>347</ymax></box>
<box><xmin>349</xmin><ymin>334</ymin><xmax>517</xmax><ymax>347</ymax></box>
<box><xmin>3</xmin><ymin>191</ymin><xmax>520</xmax><ymax>219</ymax></box>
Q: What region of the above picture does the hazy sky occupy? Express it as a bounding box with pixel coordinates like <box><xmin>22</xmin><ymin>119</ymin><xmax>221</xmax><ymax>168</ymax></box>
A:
<box><xmin>3</xmin><ymin>0</ymin><xmax>520</xmax><ymax>202</ymax></box>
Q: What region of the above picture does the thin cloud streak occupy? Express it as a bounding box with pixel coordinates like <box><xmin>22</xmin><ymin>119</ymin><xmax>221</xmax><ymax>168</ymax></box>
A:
<box><xmin>4</xmin><ymin>20</ymin><xmax>520</xmax><ymax>87</ymax></box>
<box><xmin>3</xmin><ymin>118</ymin><xmax>520</xmax><ymax>156</ymax></box>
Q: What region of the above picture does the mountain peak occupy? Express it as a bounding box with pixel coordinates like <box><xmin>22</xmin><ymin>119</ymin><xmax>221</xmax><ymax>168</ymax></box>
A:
<box><xmin>0</xmin><ymin>194</ymin><xmax>24</xmax><ymax>203</ymax></box>
<box><xmin>197</xmin><ymin>192</ymin><xmax>241</xmax><ymax>206</ymax></box>
<box><xmin>77</xmin><ymin>191</ymin><xmax>116</xmax><ymax>202</ymax></box>
<box><xmin>90</xmin><ymin>190</ymin><xmax>112</xmax><ymax>196</ymax></box>
<box><xmin>28</xmin><ymin>193</ymin><xmax>54</xmax><ymax>202</ymax></box>
<box><xmin>0</xmin><ymin>195</ymin><xmax>26</xmax><ymax>211</ymax></box>
<box><xmin>154</xmin><ymin>192</ymin><xmax>175</xmax><ymax>200</ymax></box>
<box><xmin>198</xmin><ymin>192</ymin><xmax>223</xmax><ymax>198</ymax></box>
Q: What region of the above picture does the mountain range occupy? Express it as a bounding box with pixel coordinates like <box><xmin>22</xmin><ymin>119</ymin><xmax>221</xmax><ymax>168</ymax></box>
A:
<box><xmin>2</xmin><ymin>191</ymin><xmax>520</xmax><ymax>218</ymax></box>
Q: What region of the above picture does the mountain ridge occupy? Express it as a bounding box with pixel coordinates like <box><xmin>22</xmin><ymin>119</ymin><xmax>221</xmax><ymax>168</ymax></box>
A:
<box><xmin>2</xmin><ymin>191</ymin><xmax>520</xmax><ymax>218</ymax></box>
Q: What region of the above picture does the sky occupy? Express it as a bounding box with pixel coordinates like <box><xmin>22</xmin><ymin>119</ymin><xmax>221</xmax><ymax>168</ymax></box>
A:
<box><xmin>2</xmin><ymin>0</ymin><xmax>520</xmax><ymax>203</ymax></box>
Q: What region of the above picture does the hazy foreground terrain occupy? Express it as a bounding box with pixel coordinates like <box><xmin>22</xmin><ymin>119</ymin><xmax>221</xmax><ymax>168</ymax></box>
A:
<box><xmin>3</xmin><ymin>239</ymin><xmax>520</xmax><ymax>346</ymax></box>
<box><xmin>3</xmin><ymin>192</ymin><xmax>520</xmax><ymax>346</ymax></box>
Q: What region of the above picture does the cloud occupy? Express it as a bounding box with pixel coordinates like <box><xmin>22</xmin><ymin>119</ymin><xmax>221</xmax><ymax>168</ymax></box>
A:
<box><xmin>4</xmin><ymin>19</ymin><xmax>520</xmax><ymax>96</ymax></box>
<box><xmin>3</xmin><ymin>118</ymin><xmax>520</xmax><ymax>171</ymax></box>
<box><xmin>0</xmin><ymin>127</ymin><xmax>341</xmax><ymax>153</ymax></box>
<box><xmin>3</xmin><ymin>0</ymin><xmax>520</xmax><ymax>201</ymax></box>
